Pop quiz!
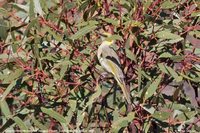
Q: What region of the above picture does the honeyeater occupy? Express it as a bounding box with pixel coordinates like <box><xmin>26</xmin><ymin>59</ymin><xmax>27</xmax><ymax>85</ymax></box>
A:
<box><xmin>97</xmin><ymin>32</ymin><xmax>131</xmax><ymax>104</ymax></box>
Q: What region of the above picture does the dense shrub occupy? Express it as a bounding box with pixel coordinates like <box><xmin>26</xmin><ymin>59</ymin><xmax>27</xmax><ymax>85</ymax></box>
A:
<box><xmin>0</xmin><ymin>0</ymin><xmax>200</xmax><ymax>132</ymax></box>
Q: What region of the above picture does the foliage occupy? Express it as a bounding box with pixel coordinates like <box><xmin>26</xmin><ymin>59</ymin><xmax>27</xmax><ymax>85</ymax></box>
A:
<box><xmin>0</xmin><ymin>0</ymin><xmax>200</xmax><ymax>132</ymax></box>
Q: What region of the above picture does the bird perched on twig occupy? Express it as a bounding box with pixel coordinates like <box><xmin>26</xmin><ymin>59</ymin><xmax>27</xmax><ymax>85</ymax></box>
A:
<box><xmin>97</xmin><ymin>32</ymin><xmax>131</xmax><ymax>104</ymax></box>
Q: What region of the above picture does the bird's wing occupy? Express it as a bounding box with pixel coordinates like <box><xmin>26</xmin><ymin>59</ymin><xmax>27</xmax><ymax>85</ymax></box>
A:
<box><xmin>98</xmin><ymin>45</ymin><xmax>124</xmax><ymax>79</ymax></box>
<box><xmin>102</xmin><ymin>46</ymin><xmax>121</xmax><ymax>66</ymax></box>
<box><xmin>100</xmin><ymin>56</ymin><xmax>124</xmax><ymax>80</ymax></box>
<box><xmin>100</xmin><ymin>54</ymin><xmax>131</xmax><ymax>104</ymax></box>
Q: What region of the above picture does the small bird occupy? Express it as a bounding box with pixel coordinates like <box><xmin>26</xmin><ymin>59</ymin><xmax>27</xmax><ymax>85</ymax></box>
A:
<box><xmin>97</xmin><ymin>32</ymin><xmax>131</xmax><ymax>104</ymax></box>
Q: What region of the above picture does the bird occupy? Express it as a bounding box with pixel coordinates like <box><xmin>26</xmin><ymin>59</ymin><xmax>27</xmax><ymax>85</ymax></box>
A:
<box><xmin>97</xmin><ymin>32</ymin><xmax>131</xmax><ymax>104</ymax></box>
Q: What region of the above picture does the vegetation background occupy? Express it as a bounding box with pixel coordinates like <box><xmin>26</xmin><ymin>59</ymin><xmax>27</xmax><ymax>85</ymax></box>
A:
<box><xmin>0</xmin><ymin>0</ymin><xmax>200</xmax><ymax>132</ymax></box>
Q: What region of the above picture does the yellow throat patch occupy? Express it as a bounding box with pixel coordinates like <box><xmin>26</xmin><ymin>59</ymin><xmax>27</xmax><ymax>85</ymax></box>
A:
<box><xmin>102</xmin><ymin>32</ymin><xmax>114</xmax><ymax>45</ymax></box>
<box><xmin>104</xmin><ymin>39</ymin><xmax>114</xmax><ymax>45</ymax></box>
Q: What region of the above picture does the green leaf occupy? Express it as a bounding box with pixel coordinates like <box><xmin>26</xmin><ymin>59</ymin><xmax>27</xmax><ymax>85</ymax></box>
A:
<box><xmin>152</xmin><ymin>111</ymin><xmax>171</xmax><ymax>121</ymax></box>
<box><xmin>160</xmin><ymin>38</ymin><xmax>184</xmax><ymax>44</ymax></box>
<box><xmin>178</xmin><ymin>72</ymin><xmax>199</xmax><ymax>82</ymax></box>
<box><xmin>166</xmin><ymin>66</ymin><xmax>182</xmax><ymax>82</ymax></box>
<box><xmin>4</xmin><ymin>68</ymin><xmax>23</xmax><ymax>83</ymax></box>
<box><xmin>19</xmin><ymin>108</ymin><xmax>31</xmax><ymax>115</ymax></box>
<box><xmin>158</xmin><ymin>63</ymin><xmax>182</xmax><ymax>82</ymax></box>
<box><xmin>170</xmin><ymin>103</ymin><xmax>188</xmax><ymax>111</ymax></box>
<box><xmin>41</xmin><ymin>107</ymin><xmax>66</xmax><ymax>124</ymax></box>
<box><xmin>0</xmin><ymin>79</ymin><xmax>17</xmax><ymax>101</ymax></box>
<box><xmin>124</xmin><ymin>20</ymin><xmax>144</xmax><ymax>28</ymax></box>
<box><xmin>31</xmin><ymin>116</ymin><xmax>48</xmax><ymax>130</ymax></box>
<box><xmin>143</xmin><ymin>0</ymin><xmax>152</xmax><ymax>13</ymax></box>
<box><xmin>159</xmin><ymin>52</ymin><xmax>172</xmax><ymax>58</ymax></box>
<box><xmin>142</xmin><ymin>71</ymin><xmax>152</xmax><ymax>81</ymax></box>
<box><xmin>69</xmin><ymin>99</ymin><xmax>77</xmax><ymax>112</ymax></box>
<box><xmin>112</xmin><ymin>112</ymin><xmax>135</xmax><ymax>132</ymax></box>
<box><xmin>0</xmin><ymin>19</ymin><xmax>8</xmax><ymax>40</ymax></box>
<box><xmin>59</xmin><ymin>62</ymin><xmax>69</xmax><ymax>79</ymax></box>
<box><xmin>29</xmin><ymin>0</ymin><xmax>35</xmax><ymax>20</ymax></box>
<box><xmin>125</xmin><ymin>48</ymin><xmax>137</xmax><ymax>62</ymax></box>
<box><xmin>101</xmin><ymin>18</ymin><xmax>119</xmax><ymax>26</ymax></box>
<box><xmin>76</xmin><ymin>110</ymin><xmax>86</xmax><ymax>127</ymax></box>
<box><xmin>12</xmin><ymin>116</ymin><xmax>29</xmax><ymax>132</ymax></box>
<box><xmin>170</xmin><ymin>55</ymin><xmax>184</xmax><ymax>62</ymax></box>
<box><xmin>161</xmin><ymin>0</ymin><xmax>177</xmax><ymax>9</ymax></box>
<box><xmin>40</xmin><ymin>0</ymin><xmax>48</xmax><ymax>13</ymax></box>
<box><xmin>65</xmin><ymin>2</ymin><xmax>77</xmax><ymax>10</ymax></box>
<box><xmin>70</xmin><ymin>25</ymin><xmax>97</xmax><ymax>40</ymax></box>
<box><xmin>65</xmin><ymin>108</ymin><xmax>73</xmax><ymax>124</ymax></box>
<box><xmin>175</xmin><ymin>111</ymin><xmax>197</xmax><ymax>121</ymax></box>
<box><xmin>158</xmin><ymin>63</ymin><xmax>169</xmax><ymax>74</ymax></box>
<box><xmin>34</xmin><ymin>0</ymin><xmax>44</xmax><ymax>16</ymax></box>
<box><xmin>78</xmin><ymin>0</ymin><xmax>89</xmax><ymax>11</ymax></box>
<box><xmin>83</xmin><ymin>84</ymin><xmax>101</xmax><ymax>110</ymax></box>
<box><xmin>142</xmin><ymin>104</ymin><xmax>156</xmax><ymax>114</ymax></box>
<box><xmin>113</xmin><ymin>107</ymin><xmax>120</xmax><ymax>122</ymax></box>
<box><xmin>144</xmin><ymin>121</ymin><xmax>151</xmax><ymax>133</ymax></box>
<box><xmin>0</xmin><ymin>7</ymin><xmax>8</xmax><ymax>14</ymax></box>
<box><xmin>44</xmin><ymin>26</ymin><xmax>63</xmax><ymax>41</ymax></box>
<box><xmin>0</xmin><ymin>100</ymin><xmax>12</xmax><ymax>117</ymax></box>
<box><xmin>191</xmin><ymin>10</ymin><xmax>200</xmax><ymax>17</ymax></box>
<box><xmin>81</xmin><ymin>62</ymin><xmax>90</xmax><ymax>72</ymax></box>
<box><xmin>76</xmin><ymin>20</ymin><xmax>98</xmax><ymax>27</ymax></box>
<box><xmin>142</xmin><ymin>75</ymin><xmax>162</xmax><ymax>102</ymax></box>
<box><xmin>156</xmin><ymin>30</ymin><xmax>183</xmax><ymax>40</ymax></box>
<box><xmin>12</xmin><ymin>3</ymin><xmax>29</xmax><ymax>12</ymax></box>
<box><xmin>24</xmin><ymin>18</ymin><xmax>38</xmax><ymax>37</ymax></box>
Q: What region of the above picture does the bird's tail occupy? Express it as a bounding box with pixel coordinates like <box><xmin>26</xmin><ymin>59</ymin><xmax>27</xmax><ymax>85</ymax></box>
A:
<box><xmin>115</xmin><ymin>78</ymin><xmax>131</xmax><ymax>104</ymax></box>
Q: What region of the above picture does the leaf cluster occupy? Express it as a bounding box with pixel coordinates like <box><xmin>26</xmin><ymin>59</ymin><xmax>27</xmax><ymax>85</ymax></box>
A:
<box><xmin>0</xmin><ymin>0</ymin><xmax>200</xmax><ymax>132</ymax></box>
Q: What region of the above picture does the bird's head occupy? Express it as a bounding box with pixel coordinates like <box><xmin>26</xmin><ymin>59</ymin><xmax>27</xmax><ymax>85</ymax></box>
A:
<box><xmin>99</xmin><ymin>32</ymin><xmax>115</xmax><ymax>45</ymax></box>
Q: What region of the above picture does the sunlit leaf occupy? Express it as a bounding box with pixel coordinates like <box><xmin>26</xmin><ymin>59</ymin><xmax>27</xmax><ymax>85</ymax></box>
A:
<box><xmin>156</xmin><ymin>30</ymin><xmax>183</xmax><ymax>40</ymax></box>
<box><xmin>0</xmin><ymin>100</ymin><xmax>12</xmax><ymax>117</ymax></box>
<box><xmin>161</xmin><ymin>0</ymin><xmax>177</xmax><ymax>9</ymax></box>
<box><xmin>0</xmin><ymin>19</ymin><xmax>8</xmax><ymax>40</ymax></box>
<box><xmin>142</xmin><ymin>104</ymin><xmax>156</xmax><ymax>114</ymax></box>
<box><xmin>166</xmin><ymin>66</ymin><xmax>182</xmax><ymax>82</ymax></box>
<box><xmin>12</xmin><ymin>3</ymin><xmax>29</xmax><ymax>12</ymax></box>
<box><xmin>70</xmin><ymin>25</ymin><xmax>97</xmax><ymax>40</ymax></box>
<box><xmin>142</xmin><ymin>75</ymin><xmax>162</xmax><ymax>102</ymax></box>
<box><xmin>158</xmin><ymin>63</ymin><xmax>182</xmax><ymax>82</ymax></box>
<box><xmin>159</xmin><ymin>52</ymin><xmax>172</xmax><ymax>58</ymax></box>
<box><xmin>175</xmin><ymin>111</ymin><xmax>197</xmax><ymax>121</ymax></box>
<box><xmin>101</xmin><ymin>18</ymin><xmax>119</xmax><ymax>26</ymax></box>
<box><xmin>24</xmin><ymin>18</ymin><xmax>38</xmax><ymax>37</ymax></box>
<box><xmin>65</xmin><ymin>2</ymin><xmax>77</xmax><ymax>10</ymax></box>
<box><xmin>78</xmin><ymin>0</ymin><xmax>90</xmax><ymax>11</ymax></box>
<box><xmin>4</xmin><ymin>68</ymin><xmax>23</xmax><ymax>83</ymax></box>
<box><xmin>112</xmin><ymin>112</ymin><xmax>135</xmax><ymax>132</ymax></box>
<box><xmin>41</xmin><ymin>107</ymin><xmax>66</xmax><ymax>124</ymax></box>
<box><xmin>33</xmin><ymin>0</ymin><xmax>44</xmax><ymax>16</ymax></box>
<box><xmin>1</xmin><ymin>79</ymin><xmax>17</xmax><ymax>101</ymax></box>
<box><xmin>29</xmin><ymin>0</ymin><xmax>35</xmax><ymax>20</ymax></box>
<box><xmin>125</xmin><ymin>48</ymin><xmax>137</xmax><ymax>62</ymax></box>
<box><xmin>152</xmin><ymin>111</ymin><xmax>171</xmax><ymax>121</ymax></box>
<box><xmin>31</xmin><ymin>117</ymin><xmax>48</xmax><ymax>130</ymax></box>
<box><xmin>12</xmin><ymin>116</ymin><xmax>29</xmax><ymax>131</ymax></box>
